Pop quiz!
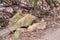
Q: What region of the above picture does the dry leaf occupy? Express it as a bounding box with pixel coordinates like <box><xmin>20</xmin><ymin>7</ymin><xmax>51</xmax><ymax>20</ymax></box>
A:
<box><xmin>5</xmin><ymin>7</ymin><xmax>13</xmax><ymax>13</ymax></box>
<box><xmin>57</xmin><ymin>6</ymin><xmax>60</xmax><ymax>10</ymax></box>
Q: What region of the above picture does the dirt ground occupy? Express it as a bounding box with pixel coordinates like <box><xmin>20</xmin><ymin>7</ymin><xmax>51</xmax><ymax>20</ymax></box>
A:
<box><xmin>1</xmin><ymin>7</ymin><xmax>60</xmax><ymax>40</ymax></box>
<box><xmin>0</xmin><ymin>0</ymin><xmax>60</xmax><ymax>40</ymax></box>
<box><xmin>18</xmin><ymin>8</ymin><xmax>60</xmax><ymax>40</ymax></box>
<box><xmin>18</xmin><ymin>28</ymin><xmax>60</xmax><ymax>40</ymax></box>
<box><xmin>18</xmin><ymin>16</ymin><xmax>60</xmax><ymax>40</ymax></box>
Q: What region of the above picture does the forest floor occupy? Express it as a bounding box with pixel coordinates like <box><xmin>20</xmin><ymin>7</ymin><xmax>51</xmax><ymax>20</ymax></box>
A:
<box><xmin>0</xmin><ymin>0</ymin><xmax>60</xmax><ymax>40</ymax></box>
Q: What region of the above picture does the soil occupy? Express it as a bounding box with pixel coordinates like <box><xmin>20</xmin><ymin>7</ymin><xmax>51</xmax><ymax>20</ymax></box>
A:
<box><xmin>0</xmin><ymin>0</ymin><xmax>60</xmax><ymax>40</ymax></box>
<box><xmin>17</xmin><ymin>9</ymin><xmax>60</xmax><ymax>40</ymax></box>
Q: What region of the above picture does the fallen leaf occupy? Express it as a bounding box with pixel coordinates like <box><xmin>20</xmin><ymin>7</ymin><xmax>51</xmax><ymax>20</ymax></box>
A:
<box><xmin>5</xmin><ymin>7</ymin><xmax>13</xmax><ymax>13</ymax></box>
<box><xmin>57</xmin><ymin>6</ymin><xmax>60</xmax><ymax>10</ymax></box>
